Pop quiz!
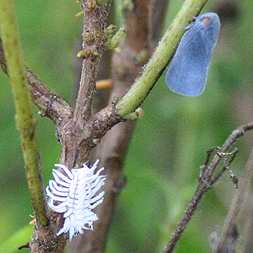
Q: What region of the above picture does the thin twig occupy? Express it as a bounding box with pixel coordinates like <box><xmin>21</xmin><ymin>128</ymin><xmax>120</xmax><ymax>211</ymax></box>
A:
<box><xmin>216</xmin><ymin>148</ymin><xmax>253</xmax><ymax>253</ymax></box>
<box><xmin>211</xmin><ymin>147</ymin><xmax>239</xmax><ymax>187</ymax></box>
<box><xmin>0</xmin><ymin>0</ymin><xmax>48</xmax><ymax>226</ymax></box>
<box><xmin>163</xmin><ymin>122</ymin><xmax>253</xmax><ymax>253</ymax></box>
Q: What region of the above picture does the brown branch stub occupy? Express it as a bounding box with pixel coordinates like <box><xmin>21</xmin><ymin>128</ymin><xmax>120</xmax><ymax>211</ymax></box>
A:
<box><xmin>26</xmin><ymin>69</ymin><xmax>72</xmax><ymax>126</ymax></box>
<box><xmin>88</xmin><ymin>104</ymin><xmax>122</xmax><ymax>138</ymax></box>
<box><xmin>0</xmin><ymin>39</ymin><xmax>72</xmax><ymax>126</ymax></box>
<box><xmin>73</xmin><ymin>1</ymin><xmax>111</xmax><ymax>126</ymax></box>
<box><xmin>163</xmin><ymin>122</ymin><xmax>253</xmax><ymax>253</ymax></box>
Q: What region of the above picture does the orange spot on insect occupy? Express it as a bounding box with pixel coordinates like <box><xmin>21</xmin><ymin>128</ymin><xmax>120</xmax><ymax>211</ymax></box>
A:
<box><xmin>202</xmin><ymin>17</ymin><xmax>210</xmax><ymax>27</ymax></box>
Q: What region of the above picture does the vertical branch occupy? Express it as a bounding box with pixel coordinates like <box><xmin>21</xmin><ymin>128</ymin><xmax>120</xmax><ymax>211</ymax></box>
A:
<box><xmin>0</xmin><ymin>0</ymin><xmax>47</xmax><ymax>226</ymax></box>
<box><xmin>217</xmin><ymin>148</ymin><xmax>253</xmax><ymax>253</ymax></box>
<box><xmin>242</xmin><ymin>199</ymin><xmax>253</xmax><ymax>253</ymax></box>
<box><xmin>149</xmin><ymin>0</ymin><xmax>170</xmax><ymax>50</ymax></box>
<box><xmin>73</xmin><ymin>1</ymin><xmax>111</xmax><ymax>126</ymax></box>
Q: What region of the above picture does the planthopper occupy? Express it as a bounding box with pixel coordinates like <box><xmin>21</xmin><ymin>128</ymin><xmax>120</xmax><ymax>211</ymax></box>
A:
<box><xmin>165</xmin><ymin>12</ymin><xmax>221</xmax><ymax>96</ymax></box>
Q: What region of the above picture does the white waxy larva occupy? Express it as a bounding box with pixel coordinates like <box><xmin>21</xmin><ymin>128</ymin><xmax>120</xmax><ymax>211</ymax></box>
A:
<box><xmin>46</xmin><ymin>160</ymin><xmax>105</xmax><ymax>240</ymax></box>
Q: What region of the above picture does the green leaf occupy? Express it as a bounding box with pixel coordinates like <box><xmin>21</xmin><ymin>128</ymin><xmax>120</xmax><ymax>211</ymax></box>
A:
<box><xmin>0</xmin><ymin>225</ymin><xmax>33</xmax><ymax>253</ymax></box>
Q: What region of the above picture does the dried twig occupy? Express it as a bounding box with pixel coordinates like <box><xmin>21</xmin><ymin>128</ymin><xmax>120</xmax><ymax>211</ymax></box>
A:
<box><xmin>164</xmin><ymin>122</ymin><xmax>253</xmax><ymax>253</ymax></box>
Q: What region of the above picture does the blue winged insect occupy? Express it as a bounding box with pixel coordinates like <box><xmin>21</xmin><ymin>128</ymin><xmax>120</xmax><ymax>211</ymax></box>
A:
<box><xmin>165</xmin><ymin>12</ymin><xmax>221</xmax><ymax>96</ymax></box>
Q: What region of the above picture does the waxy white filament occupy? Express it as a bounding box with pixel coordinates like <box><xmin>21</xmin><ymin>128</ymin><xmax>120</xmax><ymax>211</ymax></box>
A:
<box><xmin>46</xmin><ymin>160</ymin><xmax>105</xmax><ymax>240</ymax></box>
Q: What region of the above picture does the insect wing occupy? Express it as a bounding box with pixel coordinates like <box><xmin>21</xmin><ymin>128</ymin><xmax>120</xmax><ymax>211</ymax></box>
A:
<box><xmin>165</xmin><ymin>15</ymin><xmax>219</xmax><ymax>96</ymax></box>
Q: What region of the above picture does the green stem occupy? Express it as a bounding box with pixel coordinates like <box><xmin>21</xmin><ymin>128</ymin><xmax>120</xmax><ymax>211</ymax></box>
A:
<box><xmin>116</xmin><ymin>0</ymin><xmax>208</xmax><ymax>117</ymax></box>
<box><xmin>0</xmin><ymin>0</ymin><xmax>48</xmax><ymax>226</ymax></box>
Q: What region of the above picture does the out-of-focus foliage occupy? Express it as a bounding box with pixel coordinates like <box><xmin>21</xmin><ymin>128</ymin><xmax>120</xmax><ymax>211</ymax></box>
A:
<box><xmin>1</xmin><ymin>0</ymin><xmax>253</xmax><ymax>252</ymax></box>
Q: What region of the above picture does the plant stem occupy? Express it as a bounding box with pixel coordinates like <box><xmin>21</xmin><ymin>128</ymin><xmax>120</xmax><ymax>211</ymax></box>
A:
<box><xmin>116</xmin><ymin>0</ymin><xmax>208</xmax><ymax>117</ymax></box>
<box><xmin>0</xmin><ymin>0</ymin><xmax>48</xmax><ymax>226</ymax></box>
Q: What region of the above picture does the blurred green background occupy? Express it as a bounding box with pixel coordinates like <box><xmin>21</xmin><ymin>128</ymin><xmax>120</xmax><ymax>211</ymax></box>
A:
<box><xmin>1</xmin><ymin>0</ymin><xmax>253</xmax><ymax>252</ymax></box>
